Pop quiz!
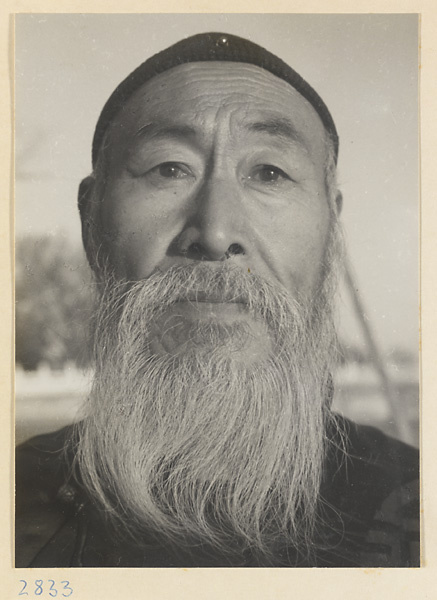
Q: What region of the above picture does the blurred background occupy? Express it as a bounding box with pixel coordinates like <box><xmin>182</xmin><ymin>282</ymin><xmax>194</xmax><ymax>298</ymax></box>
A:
<box><xmin>15</xmin><ymin>14</ymin><xmax>419</xmax><ymax>447</ymax></box>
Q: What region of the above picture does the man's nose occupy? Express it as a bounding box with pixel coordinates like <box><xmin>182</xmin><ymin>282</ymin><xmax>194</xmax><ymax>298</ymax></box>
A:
<box><xmin>176</xmin><ymin>177</ymin><xmax>246</xmax><ymax>261</ymax></box>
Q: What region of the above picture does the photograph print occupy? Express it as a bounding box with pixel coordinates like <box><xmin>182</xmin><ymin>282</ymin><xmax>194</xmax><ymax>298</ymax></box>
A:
<box><xmin>15</xmin><ymin>13</ymin><xmax>420</xmax><ymax>568</ymax></box>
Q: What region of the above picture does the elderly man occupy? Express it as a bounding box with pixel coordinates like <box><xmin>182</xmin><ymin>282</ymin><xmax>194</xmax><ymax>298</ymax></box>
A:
<box><xmin>16</xmin><ymin>32</ymin><xmax>419</xmax><ymax>568</ymax></box>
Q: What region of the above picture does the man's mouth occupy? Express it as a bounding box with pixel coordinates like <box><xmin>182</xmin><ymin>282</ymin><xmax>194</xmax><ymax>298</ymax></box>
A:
<box><xmin>178</xmin><ymin>291</ymin><xmax>246</xmax><ymax>305</ymax></box>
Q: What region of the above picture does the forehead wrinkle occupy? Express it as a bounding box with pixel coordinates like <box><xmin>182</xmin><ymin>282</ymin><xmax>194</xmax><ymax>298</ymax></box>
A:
<box><xmin>107</xmin><ymin>64</ymin><xmax>328</xmax><ymax>170</ymax></box>
<box><xmin>131</xmin><ymin>102</ymin><xmax>242</xmax><ymax>162</ymax></box>
<box><xmin>126</xmin><ymin>98</ymin><xmax>225</xmax><ymax>154</ymax></box>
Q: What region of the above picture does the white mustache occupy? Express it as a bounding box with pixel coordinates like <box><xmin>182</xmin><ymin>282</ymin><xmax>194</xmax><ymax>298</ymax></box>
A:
<box><xmin>117</xmin><ymin>263</ymin><xmax>298</xmax><ymax>326</ymax></box>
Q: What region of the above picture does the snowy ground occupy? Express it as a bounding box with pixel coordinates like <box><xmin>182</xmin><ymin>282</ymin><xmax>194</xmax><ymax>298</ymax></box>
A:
<box><xmin>15</xmin><ymin>364</ymin><xmax>90</xmax><ymax>445</ymax></box>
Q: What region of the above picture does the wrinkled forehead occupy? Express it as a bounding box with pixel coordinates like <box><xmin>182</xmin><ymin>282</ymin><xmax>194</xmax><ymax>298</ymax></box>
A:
<box><xmin>104</xmin><ymin>62</ymin><xmax>330</xmax><ymax>169</ymax></box>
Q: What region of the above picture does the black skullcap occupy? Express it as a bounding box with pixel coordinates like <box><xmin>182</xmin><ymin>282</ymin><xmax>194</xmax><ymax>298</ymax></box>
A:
<box><xmin>92</xmin><ymin>32</ymin><xmax>339</xmax><ymax>168</ymax></box>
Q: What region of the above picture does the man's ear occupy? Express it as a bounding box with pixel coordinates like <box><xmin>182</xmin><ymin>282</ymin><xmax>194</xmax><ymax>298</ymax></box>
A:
<box><xmin>335</xmin><ymin>190</ymin><xmax>343</xmax><ymax>216</ymax></box>
<box><xmin>78</xmin><ymin>175</ymin><xmax>94</xmax><ymax>219</ymax></box>
<box><xmin>78</xmin><ymin>175</ymin><xmax>101</xmax><ymax>272</ymax></box>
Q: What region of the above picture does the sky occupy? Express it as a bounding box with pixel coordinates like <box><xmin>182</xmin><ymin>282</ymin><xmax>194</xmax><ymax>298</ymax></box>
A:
<box><xmin>14</xmin><ymin>13</ymin><xmax>419</xmax><ymax>357</ymax></box>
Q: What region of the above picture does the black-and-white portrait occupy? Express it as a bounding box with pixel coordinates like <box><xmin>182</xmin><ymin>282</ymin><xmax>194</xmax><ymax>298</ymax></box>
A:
<box><xmin>15</xmin><ymin>14</ymin><xmax>419</xmax><ymax>568</ymax></box>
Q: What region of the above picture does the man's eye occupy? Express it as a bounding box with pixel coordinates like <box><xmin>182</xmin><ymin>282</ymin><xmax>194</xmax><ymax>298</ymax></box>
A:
<box><xmin>154</xmin><ymin>162</ymin><xmax>190</xmax><ymax>179</ymax></box>
<box><xmin>250</xmin><ymin>165</ymin><xmax>291</xmax><ymax>184</ymax></box>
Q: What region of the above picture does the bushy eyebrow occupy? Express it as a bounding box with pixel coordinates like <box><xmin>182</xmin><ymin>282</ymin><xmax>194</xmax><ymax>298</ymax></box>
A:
<box><xmin>134</xmin><ymin>123</ymin><xmax>197</xmax><ymax>142</ymax></box>
<box><xmin>246</xmin><ymin>117</ymin><xmax>308</xmax><ymax>150</ymax></box>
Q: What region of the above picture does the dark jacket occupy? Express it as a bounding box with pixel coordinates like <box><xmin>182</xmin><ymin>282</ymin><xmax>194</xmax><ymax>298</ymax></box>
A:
<box><xmin>15</xmin><ymin>415</ymin><xmax>420</xmax><ymax>568</ymax></box>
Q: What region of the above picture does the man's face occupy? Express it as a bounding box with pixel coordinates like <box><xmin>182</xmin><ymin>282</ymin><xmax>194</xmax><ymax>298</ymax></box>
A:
<box><xmin>79</xmin><ymin>61</ymin><xmax>342</xmax><ymax>559</ymax></box>
<box><xmin>95</xmin><ymin>61</ymin><xmax>333</xmax><ymax>359</ymax></box>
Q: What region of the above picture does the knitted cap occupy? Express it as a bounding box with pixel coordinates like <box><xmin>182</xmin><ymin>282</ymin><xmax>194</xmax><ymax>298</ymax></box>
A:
<box><xmin>92</xmin><ymin>32</ymin><xmax>339</xmax><ymax>167</ymax></box>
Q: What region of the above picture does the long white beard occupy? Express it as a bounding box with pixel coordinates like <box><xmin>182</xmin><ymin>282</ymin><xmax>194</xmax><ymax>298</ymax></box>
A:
<box><xmin>75</xmin><ymin>233</ymin><xmax>342</xmax><ymax>563</ymax></box>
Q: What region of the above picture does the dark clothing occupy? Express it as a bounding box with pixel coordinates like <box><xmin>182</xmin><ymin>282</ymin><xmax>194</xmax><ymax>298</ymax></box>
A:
<box><xmin>15</xmin><ymin>416</ymin><xmax>420</xmax><ymax>567</ymax></box>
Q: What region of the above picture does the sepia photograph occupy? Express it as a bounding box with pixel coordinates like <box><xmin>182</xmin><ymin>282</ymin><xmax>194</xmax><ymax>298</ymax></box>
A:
<box><xmin>14</xmin><ymin>13</ymin><xmax>419</xmax><ymax>569</ymax></box>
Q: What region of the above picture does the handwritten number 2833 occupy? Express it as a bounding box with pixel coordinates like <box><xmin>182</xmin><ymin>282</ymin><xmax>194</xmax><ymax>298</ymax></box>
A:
<box><xmin>18</xmin><ymin>580</ymin><xmax>73</xmax><ymax>597</ymax></box>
